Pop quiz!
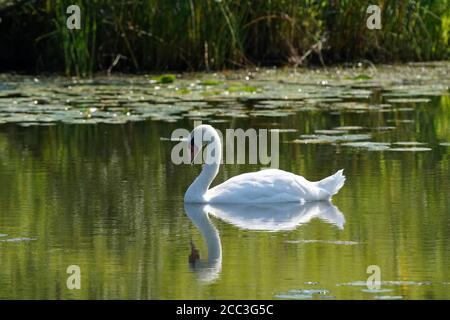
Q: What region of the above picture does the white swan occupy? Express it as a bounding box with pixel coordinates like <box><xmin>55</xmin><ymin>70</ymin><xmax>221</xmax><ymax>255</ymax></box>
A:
<box><xmin>184</xmin><ymin>124</ymin><xmax>346</xmax><ymax>203</ymax></box>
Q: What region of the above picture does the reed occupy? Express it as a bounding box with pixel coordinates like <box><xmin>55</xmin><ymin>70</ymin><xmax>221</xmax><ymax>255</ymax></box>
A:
<box><xmin>0</xmin><ymin>0</ymin><xmax>448</xmax><ymax>75</ymax></box>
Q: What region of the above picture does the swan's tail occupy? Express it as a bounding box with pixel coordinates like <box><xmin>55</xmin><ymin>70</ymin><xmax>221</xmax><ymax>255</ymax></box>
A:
<box><xmin>317</xmin><ymin>169</ymin><xmax>346</xmax><ymax>196</ymax></box>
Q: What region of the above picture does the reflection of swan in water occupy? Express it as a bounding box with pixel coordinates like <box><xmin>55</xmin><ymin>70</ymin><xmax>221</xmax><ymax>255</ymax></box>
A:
<box><xmin>207</xmin><ymin>201</ymin><xmax>345</xmax><ymax>231</ymax></box>
<box><xmin>184</xmin><ymin>201</ymin><xmax>344</xmax><ymax>283</ymax></box>
<box><xmin>185</xmin><ymin>203</ymin><xmax>222</xmax><ymax>283</ymax></box>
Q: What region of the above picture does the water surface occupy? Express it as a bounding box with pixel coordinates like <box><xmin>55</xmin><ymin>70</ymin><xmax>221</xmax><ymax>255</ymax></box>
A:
<box><xmin>0</xmin><ymin>63</ymin><xmax>449</xmax><ymax>299</ymax></box>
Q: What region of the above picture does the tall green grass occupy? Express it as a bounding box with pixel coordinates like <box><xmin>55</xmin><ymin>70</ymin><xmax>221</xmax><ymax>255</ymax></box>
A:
<box><xmin>1</xmin><ymin>0</ymin><xmax>449</xmax><ymax>75</ymax></box>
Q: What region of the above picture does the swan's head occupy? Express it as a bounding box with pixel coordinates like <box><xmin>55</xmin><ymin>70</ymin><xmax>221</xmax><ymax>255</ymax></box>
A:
<box><xmin>187</xmin><ymin>124</ymin><xmax>218</xmax><ymax>164</ymax></box>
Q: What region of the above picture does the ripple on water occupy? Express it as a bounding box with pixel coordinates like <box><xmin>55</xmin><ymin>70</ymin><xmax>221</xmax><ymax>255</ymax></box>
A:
<box><xmin>337</xmin><ymin>280</ymin><xmax>432</xmax><ymax>287</ymax></box>
<box><xmin>375</xmin><ymin>295</ymin><xmax>403</xmax><ymax>300</ymax></box>
<box><xmin>0</xmin><ymin>237</ymin><xmax>37</xmax><ymax>242</ymax></box>
<box><xmin>361</xmin><ymin>288</ymin><xmax>394</xmax><ymax>293</ymax></box>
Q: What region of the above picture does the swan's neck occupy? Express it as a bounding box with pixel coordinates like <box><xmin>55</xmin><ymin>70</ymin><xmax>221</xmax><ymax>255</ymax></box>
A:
<box><xmin>185</xmin><ymin>131</ymin><xmax>221</xmax><ymax>202</ymax></box>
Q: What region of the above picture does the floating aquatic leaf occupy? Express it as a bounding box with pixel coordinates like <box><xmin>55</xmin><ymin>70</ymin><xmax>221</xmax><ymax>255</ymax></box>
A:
<box><xmin>345</xmin><ymin>74</ymin><xmax>372</xmax><ymax>81</ymax></box>
<box><xmin>292</xmin><ymin>133</ymin><xmax>371</xmax><ymax>144</ymax></box>
<box><xmin>285</xmin><ymin>240</ymin><xmax>359</xmax><ymax>245</ymax></box>
<box><xmin>393</xmin><ymin>141</ymin><xmax>426</xmax><ymax>146</ymax></box>
<box><xmin>151</xmin><ymin>74</ymin><xmax>176</xmax><ymax>84</ymax></box>
<box><xmin>341</xmin><ymin>142</ymin><xmax>391</xmax><ymax>151</ymax></box>
<box><xmin>291</xmin><ymin>138</ymin><xmax>332</xmax><ymax>144</ymax></box>
<box><xmin>306</xmin><ymin>98</ymin><xmax>343</xmax><ymax>104</ymax></box>
<box><xmin>387</xmin><ymin>98</ymin><xmax>431</xmax><ymax>103</ymax></box>
<box><xmin>395</xmin><ymin>107</ymin><xmax>415</xmax><ymax>112</ymax></box>
<box><xmin>251</xmin><ymin>110</ymin><xmax>293</xmax><ymax>117</ymax></box>
<box><xmin>387</xmin><ymin>119</ymin><xmax>415</xmax><ymax>123</ymax></box>
<box><xmin>200</xmin><ymin>80</ymin><xmax>221</xmax><ymax>86</ymax></box>
<box><xmin>315</xmin><ymin>129</ymin><xmax>348</xmax><ymax>135</ymax></box>
<box><xmin>373</xmin><ymin>126</ymin><xmax>396</xmax><ymax>131</ymax></box>
<box><xmin>388</xmin><ymin>147</ymin><xmax>431</xmax><ymax>152</ymax></box>
<box><xmin>331</xmin><ymin>102</ymin><xmax>370</xmax><ymax>110</ymax></box>
<box><xmin>18</xmin><ymin>122</ymin><xmax>56</xmax><ymax>127</ymax></box>
<box><xmin>333</xmin><ymin>126</ymin><xmax>364</xmax><ymax>131</ymax></box>
<box><xmin>270</xmin><ymin>129</ymin><xmax>297</xmax><ymax>133</ymax></box>
<box><xmin>208</xmin><ymin>119</ymin><xmax>229</xmax><ymax>123</ymax></box>
<box><xmin>335</xmin><ymin>134</ymin><xmax>372</xmax><ymax>142</ymax></box>
<box><xmin>439</xmin><ymin>143</ymin><xmax>450</xmax><ymax>147</ymax></box>
<box><xmin>228</xmin><ymin>85</ymin><xmax>259</xmax><ymax>93</ymax></box>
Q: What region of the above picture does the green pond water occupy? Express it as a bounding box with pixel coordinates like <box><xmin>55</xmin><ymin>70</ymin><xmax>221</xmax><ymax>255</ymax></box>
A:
<box><xmin>0</xmin><ymin>62</ymin><xmax>449</xmax><ymax>299</ymax></box>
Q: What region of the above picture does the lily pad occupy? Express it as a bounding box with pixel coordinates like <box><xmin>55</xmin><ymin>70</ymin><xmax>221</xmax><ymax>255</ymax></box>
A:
<box><xmin>291</xmin><ymin>138</ymin><xmax>332</xmax><ymax>144</ymax></box>
<box><xmin>387</xmin><ymin>98</ymin><xmax>431</xmax><ymax>103</ymax></box>
<box><xmin>393</xmin><ymin>141</ymin><xmax>426</xmax><ymax>146</ymax></box>
<box><xmin>341</xmin><ymin>142</ymin><xmax>391</xmax><ymax>151</ymax></box>
<box><xmin>200</xmin><ymin>80</ymin><xmax>221</xmax><ymax>86</ymax></box>
<box><xmin>151</xmin><ymin>74</ymin><xmax>176</xmax><ymax>84</ymax></box>
<box><xmin>270</xmin><ymin>128</ymin><xmax>297</xmax><ymax>133</ymax></box>
<box><xmin>333</xmin><ymin>126</ymin><xmax>364</xmax><ymax>131</ymax></box>
<box><xmin>345</xmin><ymin>74</ymin><xmax>372</xmax><ymax>81</ymax></box>
<box><xmin>388</xmin><ymin>147</ymin><xmax>432</xmax><ymax>152</ymax></box>
<box><xmin>285</xmin><ymin>240</ymin><xmax>359</xmax><ymax>245</ymax></box>
<box><xmin>293</xmin><ymin>133</ymin><xmax>371</xmax><ymax>144</ymax></box>
<box><xmin>315</xmin><ymin>129</ymin><xmax>348</xmax><ymax>135</ymax></box>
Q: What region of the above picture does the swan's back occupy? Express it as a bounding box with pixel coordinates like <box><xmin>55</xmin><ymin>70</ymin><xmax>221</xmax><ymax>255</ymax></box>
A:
<box><xmin>206</xmin><ymin>169</ymin><xmax>333</xmax><ymax>203</ymax></box>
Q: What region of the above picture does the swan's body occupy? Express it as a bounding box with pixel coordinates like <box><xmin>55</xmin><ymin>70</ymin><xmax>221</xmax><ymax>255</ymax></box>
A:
<box><xmin>184</xmin><ymin>125</ymin><xmax>345</xmax><ymax>204</ymax></box>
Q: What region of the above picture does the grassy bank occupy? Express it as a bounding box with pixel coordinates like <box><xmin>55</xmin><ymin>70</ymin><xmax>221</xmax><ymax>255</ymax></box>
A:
<box><xmin>0</xmin><ymin>0</ymin><xmax>449</xmax><ymax>76</ymax></box>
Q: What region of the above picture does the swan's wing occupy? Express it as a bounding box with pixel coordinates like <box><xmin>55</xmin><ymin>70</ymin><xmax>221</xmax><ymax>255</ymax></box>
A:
<box><xmin>206</xmin><ymin>169</ymin><xmax>326</xmax><ymax>203</ymax></box>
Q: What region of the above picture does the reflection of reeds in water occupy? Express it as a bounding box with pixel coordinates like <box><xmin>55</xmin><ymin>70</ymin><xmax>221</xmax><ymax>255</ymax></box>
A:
<box><xmin>1</xmin><ymin>0</ymin><xmax>449</xmax><ymax>75</ymax></box>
